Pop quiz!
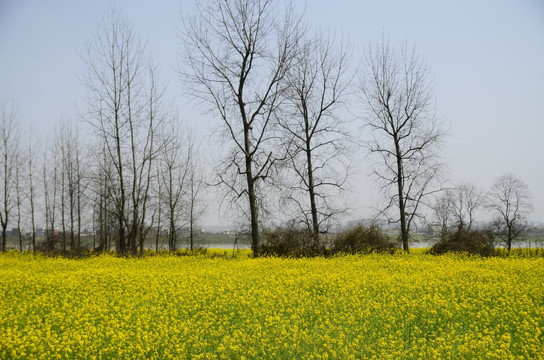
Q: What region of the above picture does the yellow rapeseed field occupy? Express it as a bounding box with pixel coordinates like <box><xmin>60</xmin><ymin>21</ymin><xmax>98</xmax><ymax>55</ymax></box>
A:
<box><xmin>1</xmin><ymin>252</ymin><xmax>543</xmax><ymax>359</ymax></box>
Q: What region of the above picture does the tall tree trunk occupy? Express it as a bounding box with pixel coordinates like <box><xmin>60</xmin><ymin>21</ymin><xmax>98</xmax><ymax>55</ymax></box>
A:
<box><xmin>2</xmin><ymin>149</ymin><xmax>8</xmax><ymax>252</ymax></box>
<box><xmin>1</xmin><ymin>227</ymin><xmax>6</xmax><ymax>252</ymax></box>
<box><xmin>15</xmin><ymin>157</ymin><xmax>22</xmax><ymax>252</ymax></box>
<box><xmin>29</xmin><ymin>172</ymin><xmax>36</xmax><ymax>253</ymax></box>
<box><xmin>395</xmin><ymin>138</ymin><xmax>409</xmax><ymax>252</ymax></box>
<box><xmin>190</xmin><ymin>179</ymin><xmax>194</xmax><ymax>252</ymax></box>
<box><xmin>115</xmin><ymin>122</ymin><xmax>126</xmax><ymax>255</ymax></box>
<box><xmin>244</xmin><ymin>114</ymin><xmax>259</xmax><ymax>256</ymax></box>
<box><xmin>155</xmin><ymin>196</ymin><xmax>161</xmax><ymax>251</ymax></box>
<box><xmin>247</xmin><ymin>173</ymin><xmax>259</xmax><ymax>256</ymax></box>
<box><xmin>77</xmin><ymin>178</ymin><xmax>81</xmax><ymax>249</ymax></box>
<box><xmin>61</xmin><ymin>166</ymin><xmax>67</xmax><ymax>252</ymax></box>
<box><xmin>305</xmin><ymin>126</ymin><xmax>319</xmax><ymax>247</ymax></box>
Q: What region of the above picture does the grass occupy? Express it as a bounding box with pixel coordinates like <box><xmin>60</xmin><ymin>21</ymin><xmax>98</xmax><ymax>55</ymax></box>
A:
<box><xmin>1</xmin><ymin>252</ymin><xmax>543</xmax><ymax>359</ymax></box>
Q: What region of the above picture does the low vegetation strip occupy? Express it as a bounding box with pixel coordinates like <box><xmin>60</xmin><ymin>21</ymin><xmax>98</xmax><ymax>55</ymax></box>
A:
<box><xmin>1</xmin><ymin>253</ymin><xmax>543</xmax><ymax>359</ymax></box>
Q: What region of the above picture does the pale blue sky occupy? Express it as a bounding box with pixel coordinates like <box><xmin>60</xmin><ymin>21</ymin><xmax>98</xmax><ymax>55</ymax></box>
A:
<box><xmin>1</xmin><ymin>0</ymin><xmax>543</xmax><ymax>224</ymax></box>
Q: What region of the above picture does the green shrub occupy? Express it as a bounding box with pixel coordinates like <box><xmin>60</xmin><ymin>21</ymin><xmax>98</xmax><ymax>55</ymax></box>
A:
<box><xmin>259</xmin><ymin>225</ymin><xmax>323</xmax><ymax>257</ymax></box>
<box><xmin>332</xmin><ymin>225</ymin><xmax>398</xmax><ymax>254</ymax></box>
<box><xmin>430</xmin><ymin>228</ymin><xmax>495</xmax><ymax>256</ymax></box>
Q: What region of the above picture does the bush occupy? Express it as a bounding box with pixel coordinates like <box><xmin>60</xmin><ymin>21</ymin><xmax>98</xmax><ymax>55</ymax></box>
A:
<box><xmin>430</xmin><ymin>228</ymin><xmax>495</xmax><ymax>256</ymax></box>
<box><xmin>332</xmin><ymin>225</ymin><xmax>398</xmax><ymax>254</ymax></box>
<box><xmin>259</xmin><ymin>225</ymin><xmax>324</xmax><ymax>258</ymax></box>
<box><xmin>35</xmin><ymin>234</ymin><xmax>63</xmax><ymax>253</ymax></box>
<box><xmin>35</xmin><ymin>233</ymin><xmax>93</xmax><ymax>257</ymax></box>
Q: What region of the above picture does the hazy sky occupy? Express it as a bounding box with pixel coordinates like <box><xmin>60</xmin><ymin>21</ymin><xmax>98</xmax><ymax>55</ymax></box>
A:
<box><xmin>1</xmin><ymin>0</ymin><xmax>543</xmax><ymax>225</ymax></box>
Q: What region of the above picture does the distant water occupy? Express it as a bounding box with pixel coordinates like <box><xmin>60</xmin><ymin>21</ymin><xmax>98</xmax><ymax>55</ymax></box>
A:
<box><xmin>14</xmin><ymin>239</ymin><xmax>543</xmax><ymax>252</ymax></box>
<box><xmin>203</xmin><ymin>241</ymin><xmax>544</xmax><ymax>250</ymax></box>
<box><xmin>204</xmin><ymin>243</ymin><xmax>251</xmax><ymax>250</ymax></box>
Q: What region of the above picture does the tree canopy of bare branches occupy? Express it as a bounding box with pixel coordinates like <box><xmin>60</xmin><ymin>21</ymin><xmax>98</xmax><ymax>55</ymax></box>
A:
<box><xmin>359</xmin><ymin>39</ymin><xmax>445</xmax><ymax>252</ymax></box>
<box><xmin>278</xmin><ymin>30</ymin><xmax>352</xmax><ymax>245</ymax></box>
<box><xmin>0</xmin><ymin>100</ymin><xmax>20</xmax><ymax>252</ymax></box>
<box><xmin>449</xmin><ymin>183</ymin><xmax>482</xmax><ymax>231</ymax></box>
<box><xmin>487</xmin><ymin>173</ymin><xmax>533</xmax><ymax>254</ymax></box>
<box><xmin>158</xmin><ymin>121</ymin><xmax>189</xmax><ymax>252</ymax></box>
<box><xmin>431</xmin><ymin>182</ymin><xmax>482</xmax><ymax>238</ymax></box>
<box><xmin>182</xmin><ymin>0</ymin><xmax>302</xmax><ymax>255</ymax></box>
<box><xmin>83</xmin><ymin>8</ymin><xmax>166</xmax><ymax>255</ymax></box>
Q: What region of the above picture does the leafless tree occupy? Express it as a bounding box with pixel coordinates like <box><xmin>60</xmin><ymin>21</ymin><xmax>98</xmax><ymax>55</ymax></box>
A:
<box><xmin>134</xmin><ymin>66</ymin><xmax>167</xmax><ymax>255</ymax></box>
<box><xmin>185</xmin><ymin>136</ymin><xmax>208</xmax><ymax>251</ymax></box>
<box><xmin>487</xmin><ymin>173</ymin><xmax>533</xmax><ymax>254</ymax></box>
<box><xmin>83</xmin><ymin>8</ymin><xmax>166</xmax><ymax>254</ymax></box>
<box><xmin>182</xmin><ymin>0</ymin><xmax>302</xmax><ymax>255</ymax></box>
<box><xmin>0</xmin><ymin>100</ymin><xmax>20</xmax><ymax>252</ymax></box>
<box><xmin>154</xmin><ymin>165</ymin><xmax>163</xmax><ymax>251</ymax></box>
<box><xmin>432</xmin><ymin>182</ymin><xmax>482</xmax><ymax>238</ymax></box>
<box><xmin>25</xmin><ymin>127</ymin><xmax>39</xmax><ymax>253</ymax></box>
<box><xmin>159</xmin><ymin>122</ymin><xmax>189</xmax><ymax>252</ymax></box>
<box><xmin>278</xmin><ymin>30</ymin><xmax>352</xmax><ymax>246</ymax></box>
<box><xmin>57</xmin><ymin>125</ymin><xmax>68</xmax><ymax>250</ymax></box>
<box><xmin>91</xmin><ymin>139</ymin><xmax>117</xmax><ymax>251</ymax></box>
<box><xmin>358</xmin><ymin>39</ymin><xmax>445</xmax><ymax>252</ymax></box>
<box><xmin>449</xmin><ymin>183</ymin><xmax>482</xmax><ymax>231</ymax></box>
<box><xmin>56</xmin><ymin>120</ymin><xmax>87</xmax><ymax>251</ymax></box>
<box><xmin>431</xmin><ymin>194</ymin><xmax>453</xmax><ymax>239</ymax></box>
<box><xmin>15</xmin><ymin>149</ymin><xmax>24</xmax><ymax>251</ymax></box>
<box><xmin>43</xmin><ymin>141</ymin><xmax>59</xmax><ymax>249</ymax></box>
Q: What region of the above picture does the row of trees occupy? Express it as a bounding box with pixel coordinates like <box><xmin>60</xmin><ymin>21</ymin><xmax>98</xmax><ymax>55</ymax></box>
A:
<box><xmin>0</xmin><ymin>105</ymin><xmax>206</xmax><ymax>255</ymax></box>
<box><xmin>433</xmin><ymin>174</ymin><xmax>534</xmax><ymax>254</ymax></box>
<box><xmin>0</xmin><ymin>10</ymin><xmax>207</xmax><ymax>254</ymax></box>
<box><xmin>182</xmin><ymin>0</ymin><xmax>355</xmax><ymax>254</ymax></box>
<box><xmin>182</xmin><ymin>0</ymin><xmax>453</xmax><ymax>254</ymax></box>
<box><xmin>182</xmin><ymin>0</ymin><xmax>534</xmax><ymax>254</ymax></box>
<box><xmin>1</xmin><ymin>0</ymin><xmax>534</xmax><ymax>255</ymax></box>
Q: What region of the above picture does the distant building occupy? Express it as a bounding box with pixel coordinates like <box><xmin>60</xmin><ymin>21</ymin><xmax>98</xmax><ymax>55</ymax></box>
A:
<box><xmin>82</xmin><ymin>229</ymin><xmax>95</xmax><ymax>236</ymax></box>
<box><xmin>428</xmin><ymin>223</ymin><xmax>442</xmax><ymax>236</ymax></box>
<box><xmin>150</xmin><ymin>225</ymin><xmax>168</xmax><ymax>236</ymax></box>
<box><xmin>178</xmin><ymin>227</ymin><xmax>203</xmax><ymax>235</ymax></box>
<box><xmin>10</xmin><ymin>227</ymin><xmax>24</xmax><ymax>237</ymax></box>
<box><xmin>223</xmin><ymin>230</ymin><xmax>237</xmax><ymax>238</ymax></box>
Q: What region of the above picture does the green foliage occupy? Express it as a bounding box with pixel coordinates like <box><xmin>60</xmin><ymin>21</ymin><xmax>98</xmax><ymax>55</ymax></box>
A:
<box><xmin>259</xmin><ymin>226</ymin><xmax>325</xmax><ymax>258</ymax></box>
<box><xmin>332</xmin><ymin>225</ymin><xmax>399</xmax><ymax>254</ymax></box>
<box><xmin>430</xmin><ymin>228</ymin><xmax>495</xmax><ymax>256</ymax></box>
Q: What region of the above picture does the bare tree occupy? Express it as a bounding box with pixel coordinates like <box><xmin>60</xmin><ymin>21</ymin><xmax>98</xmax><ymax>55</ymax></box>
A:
<box><xmin>91</xmin><ymin>139</ymin><xmax>117</xmax><ymax>251</ymax></box>
<box><xmin>25</xmin><ymin>127</ymin><xmax>39</xmax><ymax>253</ymax></box>
<box><xmin>57</xmin><ymin>125</ymin><xmax>68</xmax><ymax>250</ymax></box>
<box><xmin>56</xmin><ymin>120</ymin><xmax>87</xmax><ymax>251</ymax></box>
<box><xmin>278</xmin><ymin>30</ymin><xmax>351</xmax><ymax>246</ymax></box>
<box><xmin>134</xmin><ymin>66</ymin><xmax>167</xmax><ymax>255</ymax></box>
<box><xmin>83</xmin><ymin>8</ymin><xmax>165</xmax><ymax>254</ymax></box>
<box><xmin>487</xmin><ymin>173</ymin><xmax>533</xmax><ymax>254</ymax></box>
<box><xmin>449</xmin><ymin>183</ymin><xmax>482</xmax><ymax>231</ymax></box>
<box><xmin>185</xmin><ymin>136</ymin><xmax>207</xmax><ymax>251</ymax></box>
<box><xmin>432</xmin><ymin>182</ymin><xmax>482</xmax><ymax>238</ymax></box>
<box><xmin>358</xmin><ymin>39</ymin><xmax>445</xmax><ymax>252</ymax></box>
<box><xmin>431</xmin><ymin>194</ymin><xmax>453</xmax><ymax>239</ymax></box>
<box><xmin>0</xmin><ymin>100</ymin><xmax>20</xmax><ymax>252</ymax></box>
<box><xmin>159</xmin><ymin>122</ymin><xmax>189</xmax><ymax>252</ymax></box>
<box><xmin>182</xmin><ymin>0</ymin><xmax>302</xmax><ymax>255</ymax></box>
<box><xmin>43</xmin><ymin>141</ymin><xmax>59</xmax><ymax>250</ymax></box>
<box><xmin>15</xmin><ymin>149</ymin><xmax>24</xmax><ymax>251</ymax></box>
<box><xmin>153</xmin><ymin>165</ymin><xmax>163</xmax><ymax>251</ymax></box>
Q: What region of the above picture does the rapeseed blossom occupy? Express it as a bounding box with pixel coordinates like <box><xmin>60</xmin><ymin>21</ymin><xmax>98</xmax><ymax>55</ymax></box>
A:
<box><xmin>0</xmin><ymin>252</ymin><xmax>543</xmax><ymax>359</ymax></box>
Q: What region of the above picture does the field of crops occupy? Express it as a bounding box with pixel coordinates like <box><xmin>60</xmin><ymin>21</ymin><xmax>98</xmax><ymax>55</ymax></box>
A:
<box><xmin>1</xmin><ymin>252</ymin><xmax>543</xmax><ymax>359</ymax></box>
